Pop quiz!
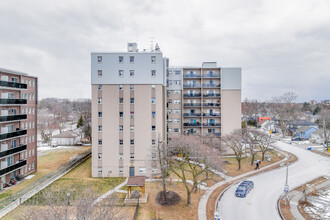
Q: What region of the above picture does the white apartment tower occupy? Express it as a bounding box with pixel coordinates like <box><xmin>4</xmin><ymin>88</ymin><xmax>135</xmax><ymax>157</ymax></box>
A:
<box><xmin>91</xmin><ymin>43</ymin><xmax>168</xmax><ymax>177</ymax></box>
<box><xmin>91</xmin><ymin>43</ymin><xmax>241</xmax><ymax>177</ymax></box>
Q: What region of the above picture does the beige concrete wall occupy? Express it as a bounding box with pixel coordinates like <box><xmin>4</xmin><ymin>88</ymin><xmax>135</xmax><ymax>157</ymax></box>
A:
<box><xmin>221</xmin><ymin>90</ymin><xmax>241</xmax><ymax>135</ymax></box>
<box><xmin>92</xmin><ymin>84</ymin><xmax>165</xmax><ymax>177</ymax></box>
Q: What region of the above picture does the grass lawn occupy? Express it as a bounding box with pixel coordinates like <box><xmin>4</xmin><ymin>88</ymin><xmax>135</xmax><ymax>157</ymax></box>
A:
<box><xmin>0</xmin><ymin>146</ymin><xmax>91</xmax><ymax>202</ymax></box>
<box><xmin>223</xmin><ymin>150</ymin><xmax>284</xmax><ymax>176</ymax></box>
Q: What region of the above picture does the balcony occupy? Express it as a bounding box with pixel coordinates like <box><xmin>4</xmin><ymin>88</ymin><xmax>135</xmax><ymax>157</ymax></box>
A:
<box><xmin>203</xmin><ymin>74</ymin><xmax>220</xmax><ymax>78</ymax></box>
<box><xmin>0</xmin><ymin>99</ymin><xmax>27</xmax><ymax>105</ymax></box>
<box><xmin>203</xmin><ymin>123</ymin><xmax>221</xmax><ymax>127</ymax></box>
<box><xmin>183</xmin><ymin>93</ymin><xmax>201</xmax><ymax>98</ymax></box>
<box><xmin>0</xmin><ymin>114</ymin><xmax>27</xmax><ymax>123</ymax></box>
<box><xmin>183</xmin><ymin>122</ymin><xmax>201</xmax><ymax>127</ymax></box>
<box><xmin>203</xmin><ymin>103</ymin><xmax>220</xmax><ymax>107</ymax></box>
<box><xmin>0</xmin><ymin>129</ymin><xmax>27</xmax><ymax>141</ymax></box>
<box><xmin>0</xmin><ymin>160</ymin><xmax>26</xmax><ymax>176</ymax></box>
<box><xmin>0</xmin><ymin>144</ymin><xmax>27</xmax><ymax>158</ymax></box>
<box><xmin>203</xmin><ymin>113</ymin><xmax>221</xmax><ymax>117</ymax></box>
<box><xmin>183</xmin><ymin>113</ymin><xmax>202</xmax><ymax>117</ymax></box>
<box><xmin>205</xmin><ymin>132</ymin><xmax>221</xmax><ymax>137</ymax></box>
<box><xmin>184</xmin><ymin>74</ymin><xmax>201</xmax><ymax>78</ymax></box>
<box><xmin>203</xmin><ymin>84</ymin><xmax>221</xmax><ymax>88</ymax></box>
<box><xmin>183</xmin><ymin>84</ymin><xmax>201</xmax><ymax>88</ymax></box>
<box><xmin>184</xmin><ymin>103</ymin><xmax>202</xmax><ymax>107</ymax></box>
<box><xmin>203</xmin><ymin>93</ymin><xmax>221</xmax><ymax>98</ymax></box>
<box><xmin>0</xmin><ymin>80</ymin><xmax>27</xmax><ymax>90</ymax></box>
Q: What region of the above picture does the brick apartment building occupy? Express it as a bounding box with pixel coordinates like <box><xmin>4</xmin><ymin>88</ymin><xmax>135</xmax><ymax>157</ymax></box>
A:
<box><xmin>0</xmin><ymin>67</ymin><xmax>38</xmax><ymax>189</ymax></box>
<box><xmin>91</xmin><ymin>43</ymin><xmax>241</xmax><ymax>177</ymax></box>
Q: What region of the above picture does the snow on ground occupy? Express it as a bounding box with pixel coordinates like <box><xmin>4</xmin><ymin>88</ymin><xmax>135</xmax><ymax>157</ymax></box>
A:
<box><xmin>304</xmin><ymin>186</ymin><xmax>330</xmax><ymax>219</ymax></box>
<box><xmin>37</xmin><ymin>145</ymin><xmax>83</xmax><ymax>157</ymax></box>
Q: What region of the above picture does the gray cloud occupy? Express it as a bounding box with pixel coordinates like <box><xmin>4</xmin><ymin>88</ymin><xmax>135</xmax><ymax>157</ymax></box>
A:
<box><xmin>0</xmin><ymin>0</ymin><xmax>329</xmax><ymax>102</ymax></box>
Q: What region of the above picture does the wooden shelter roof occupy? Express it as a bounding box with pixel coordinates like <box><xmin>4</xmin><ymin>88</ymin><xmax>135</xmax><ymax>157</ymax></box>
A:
<box><xmin>126</xmin><ymin>176</ymin><xmax>146</xmax><ymax>187</ymax></box>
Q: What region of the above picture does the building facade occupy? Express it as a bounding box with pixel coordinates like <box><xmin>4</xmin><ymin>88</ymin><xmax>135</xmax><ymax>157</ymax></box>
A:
<box><xmin>0</xmin><ymin>67</ymin><xmax>38</xmax><ymax>189</ymax></box>
<box><xmin>91</xmin><ymin>43</ymin><xmax>241</xmax><ymax>177</ymax></box>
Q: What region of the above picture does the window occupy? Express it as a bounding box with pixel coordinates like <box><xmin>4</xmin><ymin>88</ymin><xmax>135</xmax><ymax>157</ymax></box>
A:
<box><xmin>152</xmin><ymin>112</ymin><xmax>156</xmax><ymax>118</ymax></box>
<box><xmin>119</xmin><ymin>167</ymin><xmax>123</xmax><ymax>173</ymax></box>
<box><xmin>151</xmin><ymin>98</ymin><xmax>156</xmax><ymax>104</ymax></box>
<box><xmin>119</xmin><ymin>154</ymin><xmax>123</xmax><ymax>160</ymax></box>
<box><xmin>173</xmin><ymin>109</ymin><xmax>181</xmax><ymax>114</ymax></box>
<box><xmin>98</xmin><ymin>125</ymin><xmax>102</xmax><ymax>132</ymax></box>
<box><xmin>119</xmin><ymin>125</ymin><xmax>123</xmax><ymax>132</ymax></box>
<box><xmin>174</xmin><ymin>90</ymin><xmax>181</xmax><ymax>94</ymax></box>
<box><xmin>119</xmin><ymin>98</ymin><xmax>123</xmax><ymax>103</ymax></box>
<box><xmin>119</xmin><ymin>139</ymin><xmax>123</xmax><ymax>145</ymax></box>
<box><xmin>119</xmin><ymin>85</ymin><xmax>123</xmax><ymax>90</ymax></box>
<box><xmin>152</xmin><ymin>139</ymin><xmax>156</xmax><ymax>145</ymax></box>
<box><xmin>139</xmin><ymin>167</ymin><xmax>146</xmax><ymax>173</ymax></box>
<box><xmin>174</xmin><ymin>80</ymin><xmax>181</xmax><ymax>85</ymax></box>
<box><xmin>98</xmin><ymin>154</ymin><xmax>102</xmax><ymax>160</ymax></box>
<box><xmin>98</xmin><ymin>98</ymin><xmax>102</xmax><ymax>104</ymax></box>
<box><xmin>152</xmin><ymin>85</ymin><xmax>155</xmax><ymax>90</ymax></box>
<box><xmin>167</xmin><ymin>119</ymin><xmax>172</xmax><ymax>123</ymax></box>
<box><xmin>168</xmin><ymin>128</ymin><xmax>172</xmax><ymax>133</ymax></box>
<box><xmin>119</xmin><ymin>112</ymin><xmax>123</xmax><ymax>118</ymax></box>
<box><xmin>152</xmin><ymin>153</ymin><xmax>156</xmax><ymax>159</ymax></box>
<box><xmin>98</xmin><ymin>70</ymin><xmax>102</xmax><ymax>77</ymax></box>
<box><xmin>98</xmin><ymin>167</ymin><xmax>102</xmax><ymax>173</ymax></box>
<box><xmin>98</xmin><ymin>112</ymin><xmax>102</xmax><ymax>118</ymax></box>
<box><xmin>29</xmin><ymin>80</ymin><xmax>31</xmax><ymax>86</ymax></box>
<box><xmin>130</xmin><ymin>139</ymin><xmax>134</xmax><ymax>145</ymax></box>
<box><xmin>32</xmin><ymin>162</ymin><xmax>34</xmax><ymax>170</ymax></box>
<box><xmin>130</xmin><ymin>56</ymin><xmax>134</xmax><ymax>63</ymax></box>
<box><xmin>130</xmin><ymin>126</ymin><xmax>134</xmax><ymax>132</ymax></box>
<box><xmin>167</xmin><ymin>109</ymin><xmax>172</xmax><ymax>114</ymax></box>
<box><xmin>32</xmin><ymin>81</ymin><xmax>35</xmax><ymax>87</ymax></box>
<box><xmin>130</xmin><ymin>153</ymin><xmax>135</xmax><ymax>159</ymax></box>
<box><xmin>98</xmin><ymin>139</ymin><xmax>102</xmax><ymax>145</ymax></box>
<box><xmin>98</xmin><ymin>84</ymin><xmax>102</xmax><ymax>90</ymax></box>
<box><xmin>97</xmin><ymin>56</ymin><xmax>102</xmax><ymax>63</ymax></box>
<box><xmin>130</xmin><ymin>98</ymin><xmax>134</xmax><ymax>104</ymax></box>
<box><xmin>175</xmin><ymin>70</ymin><xmax>181</xmax><ymax>75</ymax></box>
<box><xmin>173</xmin><ymin>100</ymin><xmax>181</xmax><ymax>104</ymax></box>
<box><xmin>130</xmin><ymin>112</ymin><xmax>134</xmax><ymax>118</ymax></box>
<box><xmin>130</xmin><ymin>85</ymin><xmax>134</xmax><ymax>90</ymax></box>
<box><xmin>174</xmin><ymin>128</ymin><xmax>180</xmax><ymax>133</ymax></box>
<box><xmin>130</xmin><ymin>70</ymin><xmax>134</xmax><ymax>77</ymax></box>
<box><xmin>32</xmin><ymin>108</ymin><xmax>35</xmax><ymax>114</ymax></box>
<box><xmin>119</xmin><ymin>70</ymin><xmax>124</xmax><ymax>77</ymax></box>
<box><xmin>168</xmin><ymin>99</ymin><xmax>172</xmax><ymax>103</ymax></box>
<box><xmin>119</xmin><ymin>56</ymin><xmax>123</xmax><ymax>63</ymax></box>
<box><xmin>151</xmin><ymin>56</ymin><xmax>156</xmax><ymax>63</ymax></box>
<box><xmin>152</xmin><ymin>125</ymin><xmax>156</xmax><ymax>132</ymax></box>
<box><xmin>174</xmin><ymin>119</ymin><xmax>180</xmax><ymax>123</ymax></box>
<box><xmin>151</xmin><ymin>70</ymin><xmax>156</xmax><ymax>77</ymax></box>
<box><xmin>32</xmin><ymin>136</ymin><xmax>34</xmax><ymax>142</ymax></box>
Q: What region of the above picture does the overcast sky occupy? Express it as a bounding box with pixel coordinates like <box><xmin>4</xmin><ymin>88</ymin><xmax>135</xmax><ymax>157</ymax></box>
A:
<box><xmin>0</xmin><ymin>0</ymin><xmax>329</xmax><ymax>102</ymax></box>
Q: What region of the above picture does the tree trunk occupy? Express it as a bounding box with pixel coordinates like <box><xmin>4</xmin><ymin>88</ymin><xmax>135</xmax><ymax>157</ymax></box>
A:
<box><xmin>262</xmin><ymin>152</ymin><xmax>265</xmax><ymax>161</ymax></box>
<box><xmin>187</xmin><ymin>191</ymin><xmax>191</xmax><ymax>206</ymax></box>
<box><xmin>251</xmin><ymin>154</ymin><xmax>255</xmax><ymax>165</ymax></box>
<box><xmin>162</xmin><ymin>175</ymin><xmax>167</xmax><ymax>201</ymax></box>
<box><xmin>206</xmin><ymin>167</ymin><xmax>209</xmax><ymax>180</ymax></box>
<box><xmin>238</xmin><ymin>159</ymin><xmax>241</xmax><ymax>170</ymax></box>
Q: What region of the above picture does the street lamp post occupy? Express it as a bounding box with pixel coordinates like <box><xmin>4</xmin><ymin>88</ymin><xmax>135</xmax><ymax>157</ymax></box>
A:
<box><xmin>284</xmin><ymin>162</ymin><xmax>289</xmax><ymax>205</ymax></box>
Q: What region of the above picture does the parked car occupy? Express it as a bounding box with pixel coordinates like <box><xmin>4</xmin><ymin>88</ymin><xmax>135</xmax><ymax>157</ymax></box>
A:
<box><xmin>235</xmin><ymin>180</ymin><xmax>254</xmax><ymax>198</ymax></box>
<box><xmin>291</xmin><ymin>137</ymin><xmax>304</xmax><ymax>141</ymax></box>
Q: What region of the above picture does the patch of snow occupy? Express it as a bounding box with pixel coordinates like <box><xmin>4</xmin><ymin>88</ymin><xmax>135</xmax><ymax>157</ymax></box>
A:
<box><xmin>303</xmin><ymin>187</ymin><xmax>330</xmax><ymax>219</ymax></box>
<box><xmin>25</xmin><ymin>175</ymin><xmax>35</xmax><ymax>180</ymax></box>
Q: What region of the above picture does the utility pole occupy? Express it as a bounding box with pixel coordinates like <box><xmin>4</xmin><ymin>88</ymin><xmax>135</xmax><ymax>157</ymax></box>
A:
<box><xmin>323</xmin><ymin>117</ymin><xmax>326</xmax><ymax>153</ymax></box>
<box><xmin>284</xmin><ymin>161</ymin><xmax>289</xmax><ymax>205</ymax></box>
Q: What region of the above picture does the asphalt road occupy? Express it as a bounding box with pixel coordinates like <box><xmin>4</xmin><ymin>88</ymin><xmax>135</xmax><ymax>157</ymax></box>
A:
<box><xmin>217</xmin><ymin>140</ymin><xmax>330</xmax><ymax>220</ymax></box>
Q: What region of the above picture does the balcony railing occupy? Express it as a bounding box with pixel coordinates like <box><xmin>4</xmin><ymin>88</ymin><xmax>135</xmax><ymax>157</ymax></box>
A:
<box><xmin>203</xmin><ymin>103</ymin><xmax>220</xmax><ymax>107</ymax></box>
<box><xmin>203</xmin><ymin>123</ymin><xmax>221</xmax><ymax>127</ymax></box>
<box><xmin>183</xmin><ymin>93</ymin><xmax>201</xmax><ymax>98</ymax></box>
<box><xmin>183</xmin><ymin>113</ymin><xmax>202</xmax><ymax>117</ymax></box>
<box><xmin>183</xmin><ymin>84</ymin><xmax>201</xmax><ymax>88</ymax></box>
<box><xmin>203</xmin><ymin>93</ymin><xmax>221</xmax><ymax>97</ymax></box>
<box><xmin>203</xmin><ymin>113</ymin><xmax>221</xmax><ymax>117</ymax></box>
<box><xmin>183</xmin><ymin>122</ymin><xmax>201</xmax><ymax>127</ymax></box>
<box><xmin>203</xmin><ymin>74</ymin><xmax>220</xmax><ymax>78</ymax></box>
<box><xmin>184</xmin><ymin>74</ymin><xmax>201</xmax><ymax>78</ymax></box>
<box><xmin>184</xmin><ymin>103</ymin><xmax>202</xmax><ymax>107</ymax></box>
<box><xmin>0</xmin><ymin>129</ymin><xmax>27</xmax><ymax>140</ymax></box>
<box><xmin>202</xmin><ymin>84</ymin><xmax>221</xmax><ymax>88</ymax></box>
<box><xmin>0</xmin><ymin>80</ymin><xmax>27</xmax><ymax>89</ymax></box>
<box><xmin>0</xmin><ymin>114</ymin><xmax>27</xmax><ymax>123</ymax></box>
<box><xmin>0</xmin><ymin>160</ymin><xmax>26</xmax><ymax>176</ymax></box>
<box><xmin>0</xmin><ymin>99</ymin><xmax>27</xmax><ymax>105</ymax></box>
<box><xmin>0</xmin><ymin>144</ymin><xmax>27</xmax><ymax>158</ymax></box>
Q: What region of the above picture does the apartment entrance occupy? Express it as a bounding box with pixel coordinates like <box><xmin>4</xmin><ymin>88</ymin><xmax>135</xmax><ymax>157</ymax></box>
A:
<box><xmin>129</xmin><ymin>166</ymin><xmax>135</xmax><ymax>176</ymax></box>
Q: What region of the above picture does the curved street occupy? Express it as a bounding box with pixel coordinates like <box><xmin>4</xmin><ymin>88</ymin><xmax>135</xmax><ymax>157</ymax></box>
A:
<box><xmin>217</xmin><ymin>140</ymin><xmax>330</xmax><ymax>220</ymax></box>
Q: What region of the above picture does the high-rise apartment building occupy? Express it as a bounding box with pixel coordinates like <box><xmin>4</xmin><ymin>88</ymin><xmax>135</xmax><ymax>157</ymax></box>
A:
<box><xmin>91</xmin><ymin>43</ymin><xmax>241</xmax><ymax>177</ymax></box>
<box><xmin>0</xmin><ymin>67</ymin><xmax>38</xmax><ymax>189</ymax></box>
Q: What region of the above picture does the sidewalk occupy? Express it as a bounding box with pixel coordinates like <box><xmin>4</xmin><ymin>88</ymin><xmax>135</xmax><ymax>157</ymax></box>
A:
<box><xmin>198</xmin><ymin>145</ymin><xmax>290</xmax><ymax>220</ymax></box>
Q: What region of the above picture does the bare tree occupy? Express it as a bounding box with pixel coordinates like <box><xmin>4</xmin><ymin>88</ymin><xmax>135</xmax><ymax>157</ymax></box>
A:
<box><xmin>18</xmin><ymin>185</ymin><xmax>123</xmax><ymax>220</ymax></box>
<box><xmin>270</xmin><ymin>92</ymin><xmax>298</xmax><ymax>137</ymax></box>
<box><xmin>221</xmin><ymin>129</ymin><xmax>245</xmax><ymax>170</ymax></box>
<box><xmin>155</xmin><ymin>137</ymin><xmax>170</xmax><ymax>202</ymax></box>
<box><xmin>258</xmin><ymin>132</ymin><xmax>273</xmax><ymax>161</ymax></box>
<box><xmin>168</xmin><ymin>135</ymin><xmax>222</xmax><ymax>205</ymax></box>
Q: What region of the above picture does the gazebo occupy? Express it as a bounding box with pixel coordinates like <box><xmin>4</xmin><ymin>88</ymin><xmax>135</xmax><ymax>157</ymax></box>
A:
<box><xmin>126</xmin><ymin>176</ymin><xmax>146</xmax><ymax>199</ymax></box>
